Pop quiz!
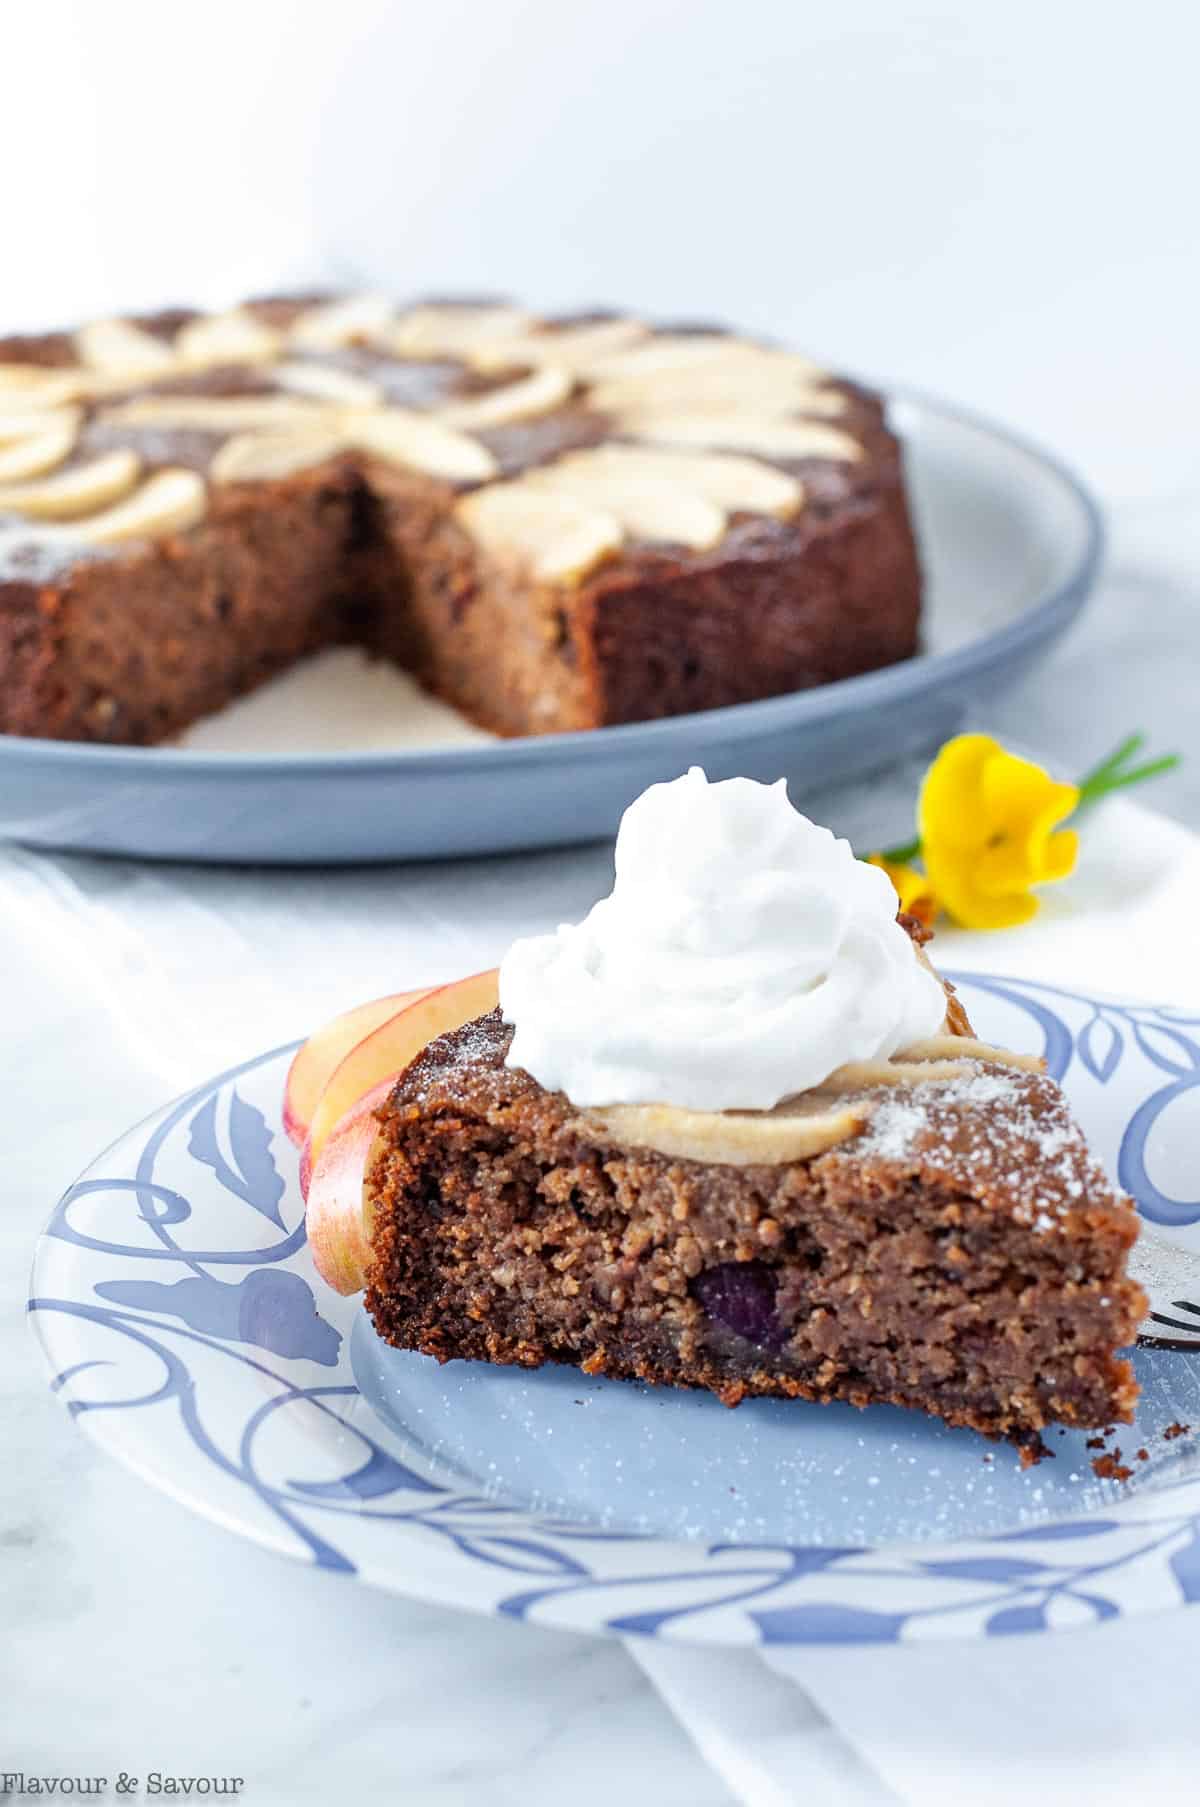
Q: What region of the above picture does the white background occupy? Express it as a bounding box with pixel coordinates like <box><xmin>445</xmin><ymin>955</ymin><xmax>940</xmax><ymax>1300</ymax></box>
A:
<box><xmin>7</xmin><ymin>0</ymin><xmax>1199</xmax><ymax>500</ymax></box>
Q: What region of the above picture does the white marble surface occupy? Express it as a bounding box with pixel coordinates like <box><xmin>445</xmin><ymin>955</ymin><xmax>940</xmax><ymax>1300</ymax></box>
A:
<box><xmin>3</xmin><ymin>929</ymin><xmax>739</xmax><ymax>1807</ymax></box>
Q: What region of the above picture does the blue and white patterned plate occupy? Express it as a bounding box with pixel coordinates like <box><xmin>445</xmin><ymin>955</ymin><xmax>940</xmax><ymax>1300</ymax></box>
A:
<box><xmin>29</xmin><ymin>974</ymin><xmax>1200</xmax><ymax>1647</ymax></box>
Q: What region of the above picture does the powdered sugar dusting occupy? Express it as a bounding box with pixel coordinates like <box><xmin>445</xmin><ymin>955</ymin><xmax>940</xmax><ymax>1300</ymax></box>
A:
<box><xmin>857</xmin><ymin>1066</ymin><xmax>1021</xmax><ymax>1160</ymax></box>
<box><xmin>393</xmin><ymin>1009</ymin><xmax>507</xmax><ymax>1109</ymax></box>
<box><xmin>0</xmin><ymin>517</ymin><xmax>97</xmax><ymax>584</ymax></box>
<box><xmin>857</xmin><ymin>1094</ymin><xmax>929</xmax><ymax>1161</ymax></box>
<box><xmin>850</xmin><ymin>1062</ymin><xmax>1117</xmax><ymax>1230</ymax></box>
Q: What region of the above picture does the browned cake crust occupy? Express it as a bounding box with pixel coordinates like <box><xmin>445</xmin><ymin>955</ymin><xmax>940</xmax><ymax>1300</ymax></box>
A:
<box><xmin>364</xmin><ymin>1009</ymin><xmax>1143</xmax><ymax>1447</ymax></box>
<box><xmin>0</xmin><ymin>297</ymin><xmax>920</xmax><ymax>744</ymax></box>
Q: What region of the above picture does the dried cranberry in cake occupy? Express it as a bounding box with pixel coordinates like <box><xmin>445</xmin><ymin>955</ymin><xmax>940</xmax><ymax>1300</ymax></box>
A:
<box><xmin>692</xmin><ymin>1262</ymin><xmax>788</xmax><ymax>1353</ymax></box>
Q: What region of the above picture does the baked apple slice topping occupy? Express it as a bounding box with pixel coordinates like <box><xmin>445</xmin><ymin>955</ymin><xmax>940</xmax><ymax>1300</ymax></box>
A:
<box><xmin>175</xmin><ymin>308</ymin><xmax>281</xmax><ymax>369</ymax></box>
<box><xmin>588</xmin><ymin>341</ymin><xmax>845</xmax><ymax>417</ymax></box>
<box><xmin>583</xmin><ymin>1095</ymin><xmax>873</xmax><ymax>1166</ymax></box>
<box><xmin>288</xmin><ymin>293</ymin><xmax>396</xmax><ymax>350</ymax></box>
<box><xmin>454</xmin><ymin>440</ymin><xmax>807</xmax><ymax>577</ymax></box>
<box><xmin>0</xmin><ymin>307</ymin><xmax>871</xmax><ymax>558</ymax></box>
<box><xmin>0</xmin><ymin>367</ymin><xmax>84</xmax><ymax>409</ymax></box>
<box><xmin>435</xmin><ymin>364</ymin><xmax>574</xmax><ymax>429</ymax></box>
<box><xmin>211</xmin><ymin>426</ymin><xmax>351</xmax><ymax>484</ymax></box>
<box><xmin>454</xmin><ymin>483</ymin><xmax>623</xmax><ymax>583</ymax></box>
<box><xmin>467</xmin><ymin>317</ymin><xmax>648</xmax><ymax>373</ymax></box>
<box><xmin>382</xmin><ymin>305</ymin><xmax>537</xmax><ymax>360</ymax></box>
<box><xmin>74</xmin><ymin>317</ymin><xmax>177</xmax><ymax>378</ymax></box>
<box><xmin>526</xmin><ymin>458</ymin><xmax>726</xmax><ymax>550</ymax></box>
<box><xmin>554</xmin><ymin>444</ymin><xmax>803</xmax><ymax>519</ymax></box>
<box><xmin>621</xmin><ymin>412</ymin><xmax>862</xmax><ymax>461</ymax></box>
<box><xmin>0</xmin><ymin>411</ymin><xmax>82</xmax><ymax>482</ymax></box>
<box><xmin>0</xmin><ymin>449</ymin><xmax>142</xmax><ymax>519</ymax></box>
<box><xmin>72</xmin><ymin>468</ymin><xmax>207</xmax><ymax>544</ymax></box>
<box><xmin>347</xmin><ymin>407</ymin><xmax>498</xmax><ymax>482</ymax></box>
<box><xmin>108</xmin><ymin>395</ymin><xmax>329</xmax><ymax>433</ymax></box>
<box><xmin>273</xmin><ymin>362</ymin><xmax>385</xmax><ymax>408</ymax></box>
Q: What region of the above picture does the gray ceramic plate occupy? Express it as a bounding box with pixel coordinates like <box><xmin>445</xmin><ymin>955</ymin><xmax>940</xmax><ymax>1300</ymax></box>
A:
<box><xmin>0</xmin><ymin>392</ymin><xmax>1102</xmax><ymax>865</ymax></box>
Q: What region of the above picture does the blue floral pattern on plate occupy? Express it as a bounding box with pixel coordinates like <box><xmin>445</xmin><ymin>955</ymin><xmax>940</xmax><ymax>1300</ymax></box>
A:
<box><xmin>28</xmin><ymin>974</ymin><xmax>1200</xmax><ymax>1646</ymax></box>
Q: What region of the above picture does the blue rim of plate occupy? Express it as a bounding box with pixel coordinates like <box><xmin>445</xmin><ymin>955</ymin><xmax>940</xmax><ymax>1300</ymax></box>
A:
<box><xmin>0</xmin><ymin>389</ymin><xmax>1103</xmax><ymax>783</ymax></box>
<box><xmin>27</xmin><ymin>972</ymin><xmax>1200</xmax><ymax>1647</ymax></box>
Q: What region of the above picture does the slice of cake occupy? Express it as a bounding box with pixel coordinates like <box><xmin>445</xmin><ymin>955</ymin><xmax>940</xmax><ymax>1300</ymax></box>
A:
<box><xmin>0</xmin><ymin>296</ymin><xmax>919</xmax><ymax>744</ymax></box>
<box><xmin>307</xmin><ymin>769</ymin><xmax>1144</xmax><ymax>1452</ymax></box>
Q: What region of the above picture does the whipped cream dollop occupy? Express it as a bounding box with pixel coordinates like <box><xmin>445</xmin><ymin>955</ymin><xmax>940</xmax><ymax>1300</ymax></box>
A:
<box><xmin>499</xmin><ymin>767</ymin><xmax>947</xmax><ymax>1112</ymax></box>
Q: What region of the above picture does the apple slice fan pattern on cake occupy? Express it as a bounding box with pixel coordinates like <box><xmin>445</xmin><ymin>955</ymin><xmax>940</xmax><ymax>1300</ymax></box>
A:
<box><xmin>0</xmin><ymin>297</ymin><xmax>918</xmax><ymax>743</ymax></box>
<box><xmin>293</xmin><ymin>770</ymin><xmax>1144</xmax><ymax>1459</ymax></box>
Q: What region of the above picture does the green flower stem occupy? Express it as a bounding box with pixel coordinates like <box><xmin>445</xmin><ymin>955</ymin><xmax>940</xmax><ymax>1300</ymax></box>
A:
<box><xmin>1075</xmin><ymin>732</ymin><xmax>1146</xmax><ymax>797</ymax></box>
<box><xmin>877</xmin><ymin>834</ymin><xmax>922</xmax><ymax>865</ymax></box>
<box><xmin>1073</xmin><ymin>753</ymin><xmax>1181</xmax><ymax>814</ymax></box>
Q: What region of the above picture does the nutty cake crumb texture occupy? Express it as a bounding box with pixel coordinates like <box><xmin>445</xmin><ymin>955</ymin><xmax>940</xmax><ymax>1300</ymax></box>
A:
<box><xmin>362</xmin><ymin>1005</ymin><xmax>1145</xmax><ymax>1447</ymax></box>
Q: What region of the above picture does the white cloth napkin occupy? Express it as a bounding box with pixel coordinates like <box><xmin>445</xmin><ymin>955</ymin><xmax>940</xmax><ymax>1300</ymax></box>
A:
<box><xmin>10</xmin><ymin>789</ymin><xmax>1200</xmax><ymax>1804</ymax></box>
<box><xmin>632</xmin><ymin>1608</ymin><xmax>1200</xmax><ymax>1806</ymax></box>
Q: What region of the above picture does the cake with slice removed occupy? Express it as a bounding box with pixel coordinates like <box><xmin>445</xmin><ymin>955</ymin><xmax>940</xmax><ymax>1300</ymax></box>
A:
<box><xmin>0</xmin><ymin>294</ymin><xmax>920</xmax><ymax>744</ymax></box>
<box><xmin>305</xmin><ymin>770</ymin><xmax>1145</xmax><ymax>1454</ymax></box>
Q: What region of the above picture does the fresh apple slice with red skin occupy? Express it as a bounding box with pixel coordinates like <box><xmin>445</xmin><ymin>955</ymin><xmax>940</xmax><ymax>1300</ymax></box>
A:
<box><xmin>282</xmin><ymin>987</ymin><xmax>431</xmax><ymax>1147</ymax></box>
<box><xmin>303</xmin><ymin>968</ymin><xmax>503</xmax><ymax>1284</ymax></box>
<box><xmin>304</xmin><ymin>1077</ymin><xmax>393</xmax><ymax>1295</ymax></box>
<box><xmin>301</xmin><ymin>968</ymin><xmax>501</xmax><ymax>1201</ymax></box>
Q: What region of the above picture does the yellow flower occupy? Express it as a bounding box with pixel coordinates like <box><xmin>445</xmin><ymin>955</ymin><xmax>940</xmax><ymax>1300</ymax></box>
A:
<box><xmin>918</xmin><ymin>734</ymin><xmax>1080</xmax><ymax>929</ymax></box>
<box><xmin>867</xmin><ymin>855</ymin><xmax>939</xmax><ymax>929</ymax></box>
